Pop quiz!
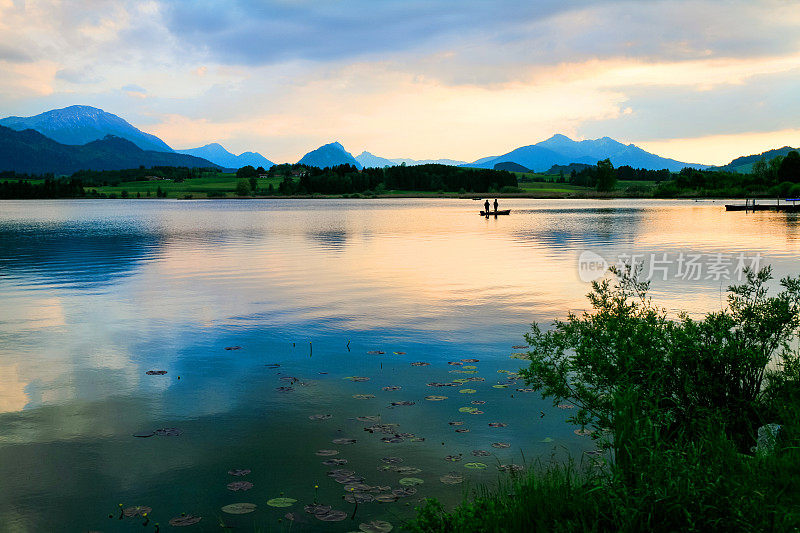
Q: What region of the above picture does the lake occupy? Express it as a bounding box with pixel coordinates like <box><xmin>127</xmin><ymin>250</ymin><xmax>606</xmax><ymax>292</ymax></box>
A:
<box><xmin>1</xmin><ymin>198</ymin><xmax>798</xmax><ymax>531</ymax></box>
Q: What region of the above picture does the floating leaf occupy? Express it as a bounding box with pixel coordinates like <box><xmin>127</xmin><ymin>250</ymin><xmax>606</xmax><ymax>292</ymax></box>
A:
<box><xmin>392</xmin><ymin>487</ymin><xmax>417</xmax><ymax>497</ymax></box>
<box><xmin>439</xmin><ymin>473</ymin><xmax>464</xmax><ymax>485</ymax></box>
<box><xmin>222</xmin><ymin>503</ymin><xmax>257</xmax><ymax>514</ymax></box>
<box><xmin>447</xmin><ymin>361</ymin><xmax>463</xmax><ymax>366</ymax></box>
<box><xmin>455</xmin><ymin>428</ymin><xmax>470</xmax><ymax>433</ymax></box>
<box><xmin>471</xmin><ymin>400</ymin><xmax>486</xmax><ymax>405</ymax></box>
<box><xmin>512</xmin><ymin>345</ymin><xmax>527</xmax><ymax>349</ymax></box>
<box><xmin>356</xmin><ymin>415</ymin><xmax>381</xmax><ymax>422</ymax></box>
<box><xmin>366</xmin><ymin>351</ymin><xmax>385</xmax><ymax>355</ymax></box>
<box><xmin>276</xmin><ymin>386</ymin><xmax>294</xmax><ymax>392</ymax></box>
<box><xmin>145</xmin><ymin>370</ymin><xmax>167</xmax><ymax>375</ymax></box>
<box><xmin>393</xmin><ymin>352</ymin><xmax>406</xmax><ymax>355</ymax></box>
<box><xmin>459</xmin><ymin>389</ymin><xmax>477</xmax><ymax>394</ymax></box>
<box><xmin>266</xmin><ymin>497</ymin><xmax>297</xmax><ymax>508</ymax></box>
<box><xmin>316</xmin><ymin>449</ymin><xmax>339</xmax><ymax>456</ymax></box>
<box><xmin>309</xmin><ymin>414</ymin><xmax>332</xmax><ymax>421</ymax></box>
<box><xmin>466</xmin><ymin>377</ymin><xmax>485</xmax><ymax>382</ymax></box>
<box><xmin>154</xmin><ymin>428</ymin><xmax>182</xmax><ymax>437</ymax></box>
<box><xmin>332</xmin><ymin>438</ymin><xmax>357</xmax><ymax>445</ymax></box>
<box><xmin>322</xmin><ymin>459</ymin><xmax>348</xmax><ymax>466</ymax></box>
<box><xmin>464</xmin><ymin>462</ymin><xmax>487</xmax><ymax>469</ymax></box>
<box><xmin>492</xmin><ymin>384</ymin><xmax>509</xmax><ymax>389</ymax></box>
<box><xmin>345</xmin><ymin>492</ymin><xmax>374</xmax><ymax>504</ymax></box>
<box><xmin>224</xmin><ymin>346</ymin><xmax>242</xmax><ymax>351</ymax></box>
<box><xmin>228</xmin><ymin>469</ymin><xmax>251</xmax><ymax>476</ymax></box>
<box><xmin>227</xmin><ymin>481</ymin><xmax>253</xmax><ymax>491</ymax></box>
<box><xmin>375</xmin><ymin>494</ymin><xmax>399</xmax><ymax>502</ymax></box>
<box><xmin>461</xmin><ymin>358</ymin><xmax>479</xmax><ymax>363</ymax></box>
<box><xmin>315</xmin><ymin>509</ymin><xmax>348</xmax><ymax>521</ymax></box>
<box><xmin>463</xmin><ymin>365</ymin><xmax>477</xmax><ymax>370</ymax></box>
<box><xmin>509</xmin><ymin>354</ymin><xmax>529</xmax><ymax>360</ymax></box>
<box><xmin>410</xmin><ymin>362</ymin><xmax>430</xmax><ymax>367</ymax></box>
<box><xmin>472</xmin><ymin>449</ymin><xmax>491</xmax><ymax>456</ymax></box>
<box><xmin>444</xmin><ymin>455</ymin><xmax>462</xmax><ymax>462</ymax></box>
<box><xmin>382</xmin><ymin>385</ymin><xmax>402</xmax><ymax>391</ymax></box>
<box><xmin>360</xmin><ymin>520</ymin><xmax>394</xmax><ymax>532</ymax></box>
<box><xmin>516</xmin><ymin>388</ymin><xmax>535</xmax><ymax>392</ymax></box>
<box><xmin>398</xmin><ymin>477</ymin><xmax>424</xmax><ymax>486</ymax></box>
<box><xmin>305</xmin><ymin>504</ymin><xmax>331</xmax><ymax>514</ymax></box>
<box><xmin>448</xmin><ymin>421</ymin><xmax>464</xmax><ymax>426</ymax></box>
<box><xmin>123</xmin><ymin>506</ymin><xmax>151</xmax><ymax>518</ymax></box>
<box><xmin>497</xmin><ymin>370</ymin><xmax>510</xmax><ymax>374</ymax></box>
<box><xmin>389</xmin><ymin>401</ymin><xmax>415</xmax><ymax>406</ymax></box>
<box><xmin>540</xmin><ymin>437</ymin><xmax>554</xmax><ymax>443</ymax></box>
<box><xmin>488</xmin><ymin>422</ymin><xmax>507</xmax><ymax>428</ymax></box>
<box><xmin>498</xmin><ymin>464</ymin><xmax>524</xmax><ymax>473</ymax></box>
<box><xmin>469</xmin><ymin>410</ymin><xmax>484</xmax><ymax>415</ymax></box>
<box><xmin>381</xmin><ymin>456</ymin><xmax>403</xmax><ymax>464</ymax></box>
<box><xmin>491</xmin><ymin>442</ymin><xmax>511</xmax><ymax>448</ymax></box>
<box><xmin>345</xmin><ymin>376</ymin><xmax>370</xmax><ymax>382</ymax></box>
<box><xmin>352</xmin><ymin>394</ymin><xmax>375</xmax><ymax>400</ymax></box>
<box><xmin>458</xmin><ymin>407</ymin><xmax>478</xmax><ymax>413</ymax></box>
<box><xmin>425</xmin><ymin>395</ymin><xmax>448</xmax><ymax>401</ymax></box>
<box><xmin>133</xmin><ymin>431</ymin><xmax>154</xmax><ymax>438</ymax></box>
<box><xmin>452</xmin><ymin>379</ymin><xmax>468</xmax><ymax>384</ymax></box>
<box><xmin>169</xmin><ymin>515</ymin><xmax>202</xmax><ymax>526</ymax></box>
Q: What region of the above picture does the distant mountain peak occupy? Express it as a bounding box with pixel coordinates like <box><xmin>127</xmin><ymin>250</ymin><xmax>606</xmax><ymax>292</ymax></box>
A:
<box><xmin>298</xmin><ymin>141</ymin><xmax>361</xmax><ymax>169</ymax></box>
<box><xmin>176</xmin><ymin>142</ymin><xmax>274</xmax><ymax>169</ymax></box>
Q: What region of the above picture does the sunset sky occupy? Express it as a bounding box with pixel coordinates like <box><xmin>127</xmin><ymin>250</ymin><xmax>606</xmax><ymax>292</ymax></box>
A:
<box><xmin>0</xmin><ymin>0</ymin><xmax>799</xmax><ymax>164</ymax></box>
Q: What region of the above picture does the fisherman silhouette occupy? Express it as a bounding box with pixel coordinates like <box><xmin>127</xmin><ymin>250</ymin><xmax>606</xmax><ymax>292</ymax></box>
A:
<box><xmin>484</xmin><ymin>199</ymin><xmax>490</xmax><ymax>214</ymax></box>
<box><xmin>493</xmin><ymin>198</ymin><xmax>498</xmax><ymax>212</ymax></box>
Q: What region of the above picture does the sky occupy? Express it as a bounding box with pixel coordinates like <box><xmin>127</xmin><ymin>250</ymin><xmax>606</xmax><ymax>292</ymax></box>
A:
<box><xmin>0</xmin><ymin>0</ymin><xmax>799</xmax><ymax>165</ymax></box>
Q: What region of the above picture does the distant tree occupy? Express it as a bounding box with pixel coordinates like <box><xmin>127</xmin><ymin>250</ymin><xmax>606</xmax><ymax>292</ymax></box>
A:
<box><xmin>752</xmin><ymin>157</ymin><xmax>769</xmax><ymax>185</ymax></box>
<box><xmin>778</xmin><ymin>151</ymin><xmax>800</xmax><ymax>183</ymax></box>
<box><xmin>235</xmin><ymin>178</ymin><xmax>251</xmax><ymax>196</ymax></box>
<box><xmin>596</xmin><ymin>158</ymin><xmax>617</xmax><ymax>192</ymax></box>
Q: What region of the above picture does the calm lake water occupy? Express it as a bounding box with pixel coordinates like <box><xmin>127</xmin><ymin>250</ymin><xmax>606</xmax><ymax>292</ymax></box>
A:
<box><xmin>1</xmin><ymin>198</ymin><xmax>799</xmax><ymax>531</ymax></box>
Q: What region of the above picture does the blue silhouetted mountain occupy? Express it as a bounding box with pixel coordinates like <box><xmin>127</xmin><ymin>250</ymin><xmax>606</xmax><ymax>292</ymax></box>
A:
<box><xmin>177</xmin><ymin>143</ymin><xmax>274</xmax><ymax>169</ymax></box>
<box><xmin>0</xmin><ymin>105</ymin><xmax>173</xmax><ymax>152</ymax></box>
<box><xmin>464</xmin><ymin>134</ymin><xmax>708</xmax><ymax>172</ymax></box>
<box><xmin>298</xmin><ymin>141</ymin><xmax>362</xmax><ymax>169</ymax></box>
<box><xmin>0</xmin><ymin>125</ymin><xmax>218</xmax><ymax>174</ymax></box>
<box><xmin>355</xmin><ymin>151</ymin><xmax>396</xmax><ymax>168</ymax></box>
<box><xmin>355</xmin><ymin>151</ymin><xmax>467</xmax><ymax>168</ymax></box>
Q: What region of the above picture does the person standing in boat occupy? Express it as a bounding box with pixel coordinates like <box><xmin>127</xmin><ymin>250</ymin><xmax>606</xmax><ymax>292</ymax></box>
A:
<box><xmin>484</xmin><ymin>199</ymin><xmax>490</xmax><ymax>214</ymax></box>
<box><xmin>493</xmin><ymin>199</ymin><xmax>498</xmax><ymax>212</ymax></box>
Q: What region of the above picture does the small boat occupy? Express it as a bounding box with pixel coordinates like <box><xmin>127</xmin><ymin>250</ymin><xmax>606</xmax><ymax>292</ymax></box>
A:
<box><xmin>480</xmin><ymin>210</ymin><xmax>511</xmax><ymax>216</ymax></box>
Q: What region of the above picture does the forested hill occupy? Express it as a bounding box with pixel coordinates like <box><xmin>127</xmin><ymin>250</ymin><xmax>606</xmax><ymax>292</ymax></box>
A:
<box><xmin>0</xmin><ymin>126</ymin><xmax>219</xmax><ymax>174</ymax></box>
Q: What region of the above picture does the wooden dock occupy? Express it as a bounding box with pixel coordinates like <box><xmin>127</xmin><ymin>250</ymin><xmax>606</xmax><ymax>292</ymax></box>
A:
<box><xmin>725</xmin><ymin>199</ymin><xmax>800</xmax><ymax>212</ymax></box>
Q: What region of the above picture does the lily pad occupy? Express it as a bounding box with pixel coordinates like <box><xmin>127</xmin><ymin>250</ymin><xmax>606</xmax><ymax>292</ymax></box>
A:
<box><xmin>394</xmin><ymin>466</ymin><xmax>422</xmax><ymax>474</ymax></box>
<box><xmin>345</xmin><ymin>376</ymin><xmax>370</xmax><ymax>382</ymax></box>
<box><xmin>228</xmin><ymin>469</ymin><xmax>251</xmax><ymax>476</ymax></box>
<box><xmin>352</xmin><ymin>394</ymin><xmax>375</xmax><ymax>400</ymax></box>
<box><xmin>375</xmin><ymin>494</ymin><xmax>399</xmax><ymax>502</ymax></box>
<box><xmin>471</xmin><ymin>400</ymin><xmax>486</xmax><ymax>405</ymax></box>
<box><xmin>332</xmin><ymin>438</ymin><xmax>357</xmax><ymax>445</ymax></box>
<box><xmin>447</xmin><ymin>361</ymin><xmax>463</xmax><ymax>366</ymax></box>
<box><xmin>540</xmin><ymin>437</ymin><xmax>554</xmax><ymax>443</ymax></box>
<box><xmin>123</xmin><ymin>506</ymin><xmax>151</xmax><ymax>518</ymax></box>
<box><xmin>393</xmin><ymin>351</ymin><xmax>406</xmax><ymax>355</ymax></box>
<box><xmin>516</xmin><ymin>388</ymin><xmax>535</xmax><ymax>392</ymax></box>
<box><xmin>367</xmin><ymin>350</ymin><xmax>385</xmax><ymax>355</ymax></box>
<box><xmin>360</xmin><ymin>520</ymin><xmax>394</xmax><ymax>532</ymax></box>
<box><xmin>154</xmin><ymin>428</ymin><xmax>182</xmax><ymax>436</ymax></box>
<box><xmin>463</xmin><ymin>365</ymin><xmax>478</xmax><ymax>370</ymax></box>
<box><xmin>145</xmin><ymin>370</ymin><xmax>167</xmax><ymax>375</ymax></box>
<box><xmin>492</xmin><ymin>384</ymin><xmax>509</xmax><ymax>389</ymax></box>
<box><xmin>464</xmin><ymin>462</ymin><xmax>487</xmax><ymax>469</ymax></box>
<box><xmin>309</xmin><ymin>414</ymin><xmax>332</xmax><ymax>421</ymax></box>
<box><xmin>227</xmin><ymin>481</ymin><xmax>253</xmax><ymax>491</ymax></box>
<box><xmin>472</xmin><ymin>449</ymin><xmax>491</xmax><ymax>456</ymax></box>
<box><xmin>439</xmin><ymin>473</ymin><xmax>464</xmax><ymax>485</ymax></box>
<box><xmin>491</xmin><ymin>442</ymin><xmax>511</xmax><ymax>449</ymax></box>
<box><xmin>381</xmin><ymin>456</ymin><xmax>404</xmax><ymax>464</ymax></box>
<box><xmin>224</xmin><ymin>346</ymin><xmax>241</xmax><ymax>351</ymax></box>
<box><xmin>392</xmin><ymin>487</ymin><xmax>417</xmax><ymax>497</ymax></box>
<box><xmin>315</xmin><ymin>509</ymin><xmax>348</xmax><ymax>521</ymax></box>
<box><xmin>222</xmin><ymin>503</ymin><xmax>257</xmax><ymax>514</ymax></box>
<box><xmin>322</xmin><ymin>458</ymin><xmax>348</xmax><ymax>466</ymax></box>
<box><xmin>316</xmin><ymin>449</ymin><xmax>339</xmax><ymax>456</ymax></box>
<box><xmin>169</xmin><ymin>514</ymin><xmax>202</xmax><ymax>526</ymax></box>
<box><xmin>488</xmin><ymin>422</ymin><xmax>507</xmax><ymax>428</ymax></box>
<box><xmin>345</xmin><ymin>492</ymin><xmax>375</xmax><ymax>504</ymax></box>
<box><xmin>454</xmin><ymin>428</ymin><xmax>470</xmax><ymax>433</ymax></box>
<box><xmin>267</xmin><ymin>497</ymin><xmax>297</xmax><ymax>508</ymax></box>
<box><xmin>382</xmin><ymin>385</ymin><xmax>402</xmax><ymax>391</ymax></box>
<box><xmin>410</xmin><ymin>362</ymin><xmax>430</xmax><ymax>367</ymax></box>
<box><xmin>133</xmin><ymin>431</ymin><xmax>154</xmax><ymax>438</ymax></box>
<box><xmin>398</xmin><ymin>477</ymin><xmax>424</xmax><ymax>486</ymax></box>
<box><xmin>458</xmin><ymin>407</ymin><xmax>478</xmax><ymax>413</ymax></box>
<box><xmin>444</xmin><ymin>455</ymin><xmax>462</xmax><ymax>462</ymax></box>
<box><xmin>425</xmin><ymin>395</ymin><xmax>448</xmax><ymax>401</ymax></box>
<box><xmin>469</xmin><ymin>409</ymin><xmax>484</xmax><ymax>415</ymax></box>
<box><xmin>461</xmin><ymin>358</ymin><xmax>479</xmax><ymax>363</ymax></box>
<box><xmin>448</xmin><ymin>421</ymin><xmax>464</xmax><ymax>426</ymax></box>
<box><xmin>389</xmin><ymin>401</ymin><xmax>415</xmax><ymax>406</ymax></box>
<box><xmin>509</xmin><ymin>354</ymin><xmax>529</xmax><ymax>360</ymax></box>
<box><xmin>459</xmin><ymin>389</ymin><xmax>477</xmax><ymax>394</ymax></box>
<box><xmin>356</xmin><ymin>415</ymin><xmax>381</xmax><ymax>422</ymax></box>
<box><xmin>276</xmin><ymin>386</ymin><xmax>295</xmax><ymax>392</ymax></box>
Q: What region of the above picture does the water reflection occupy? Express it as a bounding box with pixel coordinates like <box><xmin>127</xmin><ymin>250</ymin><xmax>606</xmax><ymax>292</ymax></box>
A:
<box><xmin>0</xmin><ymin>199</ymin><xmax>799</xmax><ymax>531</ymax></box>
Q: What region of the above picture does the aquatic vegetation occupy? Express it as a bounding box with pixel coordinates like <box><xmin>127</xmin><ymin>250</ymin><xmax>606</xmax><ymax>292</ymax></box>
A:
<box><xmin>425</xmin><ymin>395</ymin><xmax>448</xmax><ymax>401</ymax></box>
<box><xmin>448</xmin><ymin>421</ymin><xmax>463</xmax><ymax>426</ymax></box>
<box><xmin>497</xmin><ymin>464</ymin><xmax>524</xmax><ymax>473</ymax></box>
<box><xmin>357</xmin><ymin>415</ymin><xmax>381</xmax><ymax>422</ymax></box>
<box><xmin>276</xmin><ymin>386</ymin><xmax>294</xmax><ymax>392</ymax></box>
<box><xmin>491</xmin><ymin>442</ymin><xmax>511</xmax><ymax>448</ymax></box>
<box><xmin>345</xmin><ymin>376</ymin><xmax>371</xmax><ymax>382</ymax></box>
<box><xmin>389</xmin><ymin>400</ymin><xmax>415</xmax><ymax>406</ymax></box>
<box><xmin>381</xmin><ymin>456</ymin><xmax>403</xmax><ymax>464</ymax></box>
<box><xmin>410</xmin><ymin>362</ymin><xmax>431</xmax><ymax>366</ymax></box>
<box><xmin>471</xmin><ymin>400</ymin><xmax>486</xmax><ymax>405</ymax></box>
<box><xmin>322</xmin><ymin>458</ymin><xmax>348</xmax><ymax>466</ymax></box>
<box><xmin>227</xmin><ymin>481</ymin><xmax>253</xmax><ymax>491</ymax></box>
<box><xmin>492</xmin><ymin>384</ymin><xmax>509</xmax><ymax>389</ymax></box>
<box><xmin>471</xmin><ymin>450</ymin><xmax>491</xmax><ymax>456</ymax></box>
<box><xmin>512</xmin><ymin>345</ymin><xmax>527</xmax><ymax>350</ymax></box>
<box><xmin>455</xmin><ymin>428</ymin><xmax>470</xmax><ymax>433</ymax></box>
<box><xmin>463</xmin><ymin>462</ymin><xmax>487</xmax><ymax>469</ymax></box>
<box><xmin>382</xmin><ymin>385</ymin><xmax>402</xmax><ymax>391</ymax></box>
<box><xmin>122</xmin><ymin>506</ymin><xmax>151</xmax><ymax>518</ymax></box>
<box><xmin>366</xmin><ymin>351</ymin><xmax>385</xmax><ymax>355</ymax></box>
<box><xmin>439</xmin><ymin>473</ymin><xmax>464</xmax><ymax>485</ymax></box>
<box><xmin>458</xmin><ymin>407</ymin><xmax>478</xmax><ymax>413</ymax></box>
<box><xmin>458</xmin><ymin>389</ymin><xmax>477</xmax><ymax>394</ymax></box>
<box><xmin>224</xmin><ymin>346</ymin><xmax>241</xmax><ymax>351</ymax></box>
<box><xmin>227</xmin><ymin>469</ymin><xmax>251</xmax><ymax>476</ymax></box>
<box><xmin>360</xmin><ymin>519</ymin><xmax>394</xmax><ymax>532</ymax></box>
<box><xmin>392</xmin><ymin>487</ymin><xmax>417</xmax><ymax>497</ymax></box>
<box><xmin>154</xmin><ymin>428</ymin><xmax>181</xmax><ymax>436</ymax></box>
<box><xmin>332</xmin><ymin>438</ymin><xmax>357</xmax><ymax>445</ymax></box>
<box><xmin>145</xmin><ymin>370</ymin><xmax>167</xmax><ymax>375</ymax></box>
<box><xmin>315</xmin><ymin>449</ymin><xmax>339</xmax><ymax>456</ymax></box>
<box><xmin>444</xmin><ymin>455</ymin><xmax>462</xmax><ymax>462</ymax></box>
<box><xmin>461</xmin><ymin>359</ymin><xmax>480</xmax><ymax>363</ymax></box>
<box><xmin>488</xmin><ymin>422</ymin><xmax>507</xmax><ymax>428</ymax></box>
<box><xmin>222</xmin><ymin>503</ymin><xmax>257</xmax><ymax>514</ymax></box>
<box><xmin>308</xmin><ymin>414</ymin><xmax>332</xmax><ymax>420</ymax></box>
<box><xmin>352</xmin><ymin>394</ymin><xmax>375</xmax><ymax>399</ymax></box>
<box><xmin>267</xmin><ymin>497</ymin><xmax>297</xmax><ymax>508</ymax></box>
<box><xmin>132</xmin><ymin>431</ymin><xmax>154</xmax><ymax>438</ymax></box>
<box><xmin>169</xmin><ymin>514</ymin><xmax>202</xmax><ymax>526</ymax></box>
<box><xmin>399</xmin><ymin>477</ymin><xmax>424</xmax><ymax>486</ymax></box>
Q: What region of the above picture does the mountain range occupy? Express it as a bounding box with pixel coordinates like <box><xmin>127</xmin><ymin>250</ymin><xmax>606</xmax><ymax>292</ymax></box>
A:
<box><xmin>176</xmin><ymin>143</ymin><xmax>274</xmax><ymax>169</ymax></box>
<box><xmin>1</xmin><ymin>104</ymin><xmax>797</xmax><ymax>176</ymax></box>
<box><xmin>462</xmin><ymin>134</ymin><xmax>708</xmax><ymax>172</ymax></box>
<box><xmin>0</xmin><ymin>125</ymin><xmax>218</xmax><ymax>174</ymax></box>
